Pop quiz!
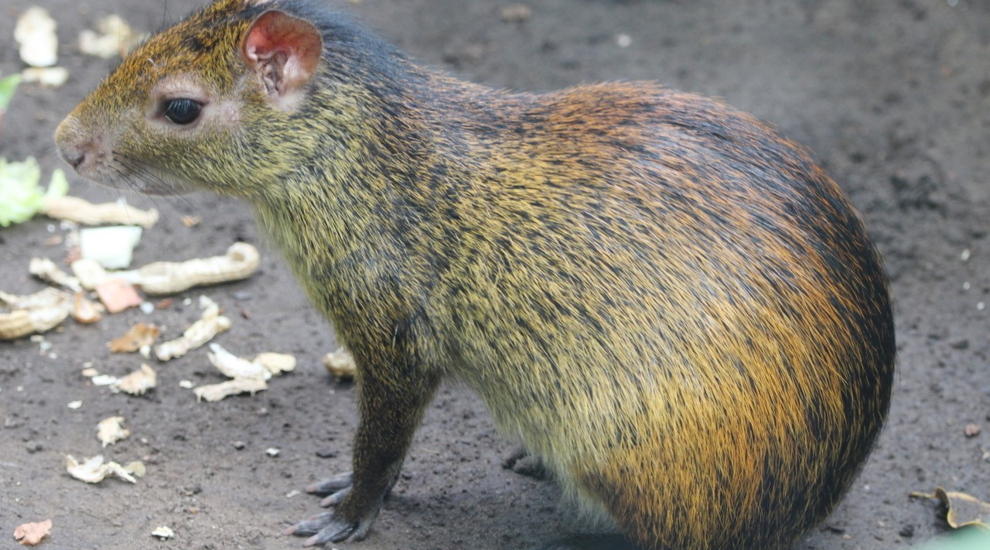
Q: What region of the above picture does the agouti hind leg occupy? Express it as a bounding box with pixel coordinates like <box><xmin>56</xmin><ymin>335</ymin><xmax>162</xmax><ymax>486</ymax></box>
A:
<box><xmin>286</xmin><ymin>366</ymin><xmax>440</xmax><ymax>545</ymax></box>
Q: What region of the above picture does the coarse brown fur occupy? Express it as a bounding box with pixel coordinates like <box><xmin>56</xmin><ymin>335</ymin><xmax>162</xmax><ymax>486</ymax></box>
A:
<box><xmin>55</xmin><ymin>0</ymin><xmax>896</xmax><ymax>548</ymax></box>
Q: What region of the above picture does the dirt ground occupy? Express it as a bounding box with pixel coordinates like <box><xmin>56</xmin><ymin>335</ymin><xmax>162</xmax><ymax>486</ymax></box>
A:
<box><xmin>1</xmin><ymin>0</ymin><xmax>989</xmax><ymax>549</ymax></box>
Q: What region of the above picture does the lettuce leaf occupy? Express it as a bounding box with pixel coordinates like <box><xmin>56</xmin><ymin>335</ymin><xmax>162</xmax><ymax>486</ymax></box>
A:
<box><xmin>0</xmin><ymin>157</ymin><xmax>68</xmax><ymax>227</ymax></box>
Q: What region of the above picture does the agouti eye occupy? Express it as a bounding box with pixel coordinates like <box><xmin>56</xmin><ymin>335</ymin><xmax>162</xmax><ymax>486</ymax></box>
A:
<box><xmin>163</xmin><ymin>98</ymin><xmax>202</xmax><ymax>125</ymax></box>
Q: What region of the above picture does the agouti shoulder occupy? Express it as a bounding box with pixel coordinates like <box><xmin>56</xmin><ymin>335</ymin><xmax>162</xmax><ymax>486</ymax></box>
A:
<box><xmin>55</xmin><ymin>0</ymin><xmax>896</xmax><ymax>549</ymax></box>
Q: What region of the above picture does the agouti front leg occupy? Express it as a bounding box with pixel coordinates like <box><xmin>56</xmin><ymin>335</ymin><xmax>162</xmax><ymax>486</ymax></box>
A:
<box><xmin>287</xmin><ymin>365</ymin><xmax>441</xmax><ymax>546</ymax></box>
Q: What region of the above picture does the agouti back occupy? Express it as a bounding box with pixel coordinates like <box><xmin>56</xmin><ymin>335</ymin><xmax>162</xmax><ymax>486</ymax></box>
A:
<box><xmin>55</xmin><ymin>0</ymin><xmax>896</xmax><ymax>548</ymax></box>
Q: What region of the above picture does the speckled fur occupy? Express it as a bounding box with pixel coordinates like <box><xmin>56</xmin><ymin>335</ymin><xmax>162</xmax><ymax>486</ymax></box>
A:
<box><xmin>56</xmin><ymin>1</ymin><xmax>895</xmax><ymax>548</ymax></box>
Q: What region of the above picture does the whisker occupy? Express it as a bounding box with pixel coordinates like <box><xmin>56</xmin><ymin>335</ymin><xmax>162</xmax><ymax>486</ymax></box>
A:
<box><xmin>111</xmin><ymin>152</ymin><xmax>204</xmax><ymax>233</ymax></box>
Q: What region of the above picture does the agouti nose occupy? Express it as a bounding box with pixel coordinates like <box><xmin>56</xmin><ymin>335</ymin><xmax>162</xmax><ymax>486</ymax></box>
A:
<box><xmin>63</xmin><ymin>150</ymin><xmax>86</xmax><ymax>170</ymax></box>
<box><xmin>54</xmin><ymin>115</ymin><xmax>94</xmax><ymax>173</ymax></box>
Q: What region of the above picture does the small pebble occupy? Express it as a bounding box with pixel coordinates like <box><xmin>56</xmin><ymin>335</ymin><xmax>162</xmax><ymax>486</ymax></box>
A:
<box><xmin>266</xmin><ymin>447</ymin><xmax>280</xmax><ymax>457</ymax></box>
<box><xmin>964</xmin><ymin>424</ymin><xmax>981</xmax><ymax>437</ymax></box>
<box><xmin>500</xmin><ymin>4</ymin><xmax>532</xmax><ymax>23</ymax></box>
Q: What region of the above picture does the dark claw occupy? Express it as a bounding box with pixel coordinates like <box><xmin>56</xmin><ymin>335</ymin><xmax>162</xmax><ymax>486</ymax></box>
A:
<box><xmin>306</xmin><ymin>471</ymin><xmax>354</xmax><ymax>496</ymax></box>
<box><xmin>284</xmin><ymin>511</ymin><xmax>335</xmax><ymax>536</ymax></box>
<box><xmin>503</xmin><ymin>447</ymin><xmax>551</xmax><ymax>480</ymax></box>
<box><xmin>286</xmin><ymin>510</ymin><xmax>360</xmax><ymax>547</ymax></box>
<box><xmin>303</xmin><ymin>515</ymin><xmax>358</xmax><ymax>547</ymax></box>
<box><xmin>320</xmin><ymin>486</ymin><xmax>350</xmax><ymax>507</ymax></box>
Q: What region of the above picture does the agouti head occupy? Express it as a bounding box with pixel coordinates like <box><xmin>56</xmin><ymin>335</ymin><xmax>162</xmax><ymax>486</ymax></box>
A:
<box><xmin>55</xmin><ymin>0</ymin><xmax>381</xmax><ymax>198</ymax></box>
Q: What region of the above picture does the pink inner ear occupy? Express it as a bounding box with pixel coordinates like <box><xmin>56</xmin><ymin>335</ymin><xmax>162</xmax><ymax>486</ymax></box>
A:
<box><xmin>243</xmin><ymin>10</ymin><xmax>323</xmax><ymax>95</ymax></box>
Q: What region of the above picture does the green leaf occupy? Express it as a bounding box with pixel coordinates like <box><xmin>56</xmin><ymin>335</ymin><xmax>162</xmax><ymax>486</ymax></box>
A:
<box><xmin>0</xmin><ymin>157</ymin><xmax>68</xmax><ymax>227</ymax></box>
<box><xmin>0</xmin><ymin>74</ymin><xmax>21</xmax><ymax>111</ymax></box>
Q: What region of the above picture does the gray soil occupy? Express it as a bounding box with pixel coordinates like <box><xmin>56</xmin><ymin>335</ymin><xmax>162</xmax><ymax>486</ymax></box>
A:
<box><xmin>1</xmin><ymin>0</ymin><xmax>989</xmax><ymax>549</ymax></box>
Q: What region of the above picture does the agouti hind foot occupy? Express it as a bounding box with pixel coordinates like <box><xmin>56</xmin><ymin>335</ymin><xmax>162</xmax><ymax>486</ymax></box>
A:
<box><xmin>502</xmin><ymin>447</ymin><xmax>551</xmax><ymax>480</ymax></box>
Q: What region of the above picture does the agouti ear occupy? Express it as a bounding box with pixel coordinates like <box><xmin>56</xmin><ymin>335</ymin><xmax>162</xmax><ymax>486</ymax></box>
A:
<box><xmin>243</xmin><ymin>10</ymin><xmax>323</xmax><ymax>110</ymax></box>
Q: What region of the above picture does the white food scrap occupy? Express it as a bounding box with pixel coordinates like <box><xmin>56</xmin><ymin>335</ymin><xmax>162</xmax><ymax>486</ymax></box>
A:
<box><xmin>154</xmin><ymin>296</ymin><xmax>231</xmax><ymax>361</ymax></box>
<box><xmin>79</xmin><ymin>225</ymin><xmax>143</xmax><ymax>269</ymax></box>
<box><xmin>113</xmin><ymin>364</ymin><xmax>157</xmax><ymax>395</ymax></box>
<box><xmin>150</xmin><ymin>526</ymin><xmax>174</xmax><ymax>540</ymax></box>
<box><xmin>13</xmin><ymin>519</ymin><xmax>52</xmax><ymax>546</ymax></box>
<box><xmin>96</xmin><ymin>416</ymin><xmax>130</xmax><ymax>447</ymax></box>
<box><xmin>20</xmin><ymin>66</ymin><xmax>68</xmax><ymax>88</ymax></box>
<box><xmin>0</xmin><ymin>287</ymin><xmax>71</xmax><ymax>340</ymax></box>
<box><xmin>323</xmin><ymin>347</ymin><xmax>356</xmax><ymax>379</ymax></box>
<box><xmin>255</xmin><ymin>352</ymin><xmax>296</xmax><ymax>375</ymax></box>
<box><xmin>70</xmin><ymin>259</ymin><xmax>107</xmax><ymax>290</ymax></box>
<box><xmin>65</xmin><ymin>454</ymin><xmax>143</xmax><ymax>484</ymax></box>
<box><xmin>78</xmin><ymin>15</ymin><xmax>144</xmax><ymax>59</ymax></box>
<box><xmin>42</xmin><ymin>195</ymin><xmax>158</xmax><ymax>228</ymax></box>
<box><xmin>90</xmin><ymin>374</ymin><xmax>119</xmax><ymax>386</ymax></box>
<box><xmin>14</xmin><ymin>8</ymin><xmax>58</xmax><ymax>67</ymax></box>
<box><xmin>208</xmin><ymin>344</ymin><xmax>270</xmax><ymax>380</ymax></box>
<box><xmin>196</xmin><ymin>346</ymin><xmax>295</xmax><ymax>402</ymax></box>
<box><xmin>193</xmin><ymin>377</ymin><xmax>268</xmax><ymax>402</ymax></box>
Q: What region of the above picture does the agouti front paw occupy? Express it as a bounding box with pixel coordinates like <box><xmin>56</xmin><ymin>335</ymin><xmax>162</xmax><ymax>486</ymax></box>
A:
<box><xmin>287</xmin><ymin>471</ymin><xmax>390</xmax><ymax>546</ymax></box>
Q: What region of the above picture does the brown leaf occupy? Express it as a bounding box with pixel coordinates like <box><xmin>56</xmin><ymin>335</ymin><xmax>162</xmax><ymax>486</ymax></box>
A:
<box><xmin>14</xmin><ymin>519</ymin><xmax>52</xmax><ymax>546</ymax></box>
<box><xmin>912</xmin><ymin>487</ymin><xmax>990</xmax><ymax>530</ymax></box>
<box><xmin>108</xmin><ymin>322</ymin><xmax>159</xmax><ymax>352</ymax></box>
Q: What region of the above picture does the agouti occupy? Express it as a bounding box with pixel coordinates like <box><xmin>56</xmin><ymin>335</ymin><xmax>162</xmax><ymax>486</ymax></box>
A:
<box><xmin>54</xmin><ymin>0</ymin><xmax>896</xmax><ymax>548</ymax></box>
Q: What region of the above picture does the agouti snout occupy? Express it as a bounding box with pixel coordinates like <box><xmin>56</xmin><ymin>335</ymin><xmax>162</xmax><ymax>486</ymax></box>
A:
<box><xmin>55</xmin><ymin>0</ymin><xmax>895</xmax><ymax>548</ymax></box>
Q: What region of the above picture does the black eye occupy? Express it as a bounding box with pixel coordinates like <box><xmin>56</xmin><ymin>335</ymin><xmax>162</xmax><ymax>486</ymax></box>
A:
<box><xmin>163</xmin><ymin>98</ymin><xmax>202</xmax><ymax>125</ymax></box>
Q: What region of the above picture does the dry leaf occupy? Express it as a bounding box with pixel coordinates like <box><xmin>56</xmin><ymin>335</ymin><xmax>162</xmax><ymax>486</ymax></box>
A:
<box><xmin>193</xmin><ymin>378</ymin><xmax>268</xmax><ymax>402</ymax></box>
<box><xmin>108</xmin><ymin>323</ymin><xmax>159</xmax><ymax>353</ymax></box>
<box><xmin>94</xmin><ymin>278</ymin><xmax>142</xmax><ymax>314</ymax></box>
<box><xmin>155</xmin><ymin>297</ymin><xmax>230</xmax><ymax>361</ymax></box>
<box><xmin>15</xmin><ymin>8</ymin><xmax>57</xmax><ymax>67</ymax></box>
<box><xmin>255</xmin><ymin>352</ymin><xmax>296</xmax><ymax>375</ymax></box>
<box><xmin>78</xmin><ymin>15</ymin><xmax>143</xmax><ymax>59</ymax></box>
<box><xmin>65</xmin><ymin>454</ymin><xmax>141</xmax><ymax>484</ymax></box>
<box><xmin>29</xmin><ymin>257</ymin><xmax>81</xmax><ymax>292</ymax></box>
<box><xmin>912</xmin><ymin>487</ymin><xmax>990</xmax><ymax>530</ymax></box>
<box><xmin>96</xmin><ymin>416</ymin><xmax>129</xmax><ymax>447</ymax></box>
<box><xmin>114</xmin><ymin>364</ymin><xmax>157</xmax><ymax>395</ymax></box>
<box><xmin>13</xmin><ymin>519</ymin><xmax>52</xmax><ymax>546</ymax></box>
<box><xmin>208</xmin><ymin>343</ymin><xmax>270</xmax><ymax>380</ymax></box>
<box><xmin>71</xmin><ymin>292</ymin><xmax>103</xmax><ymax>324</ymax></box>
